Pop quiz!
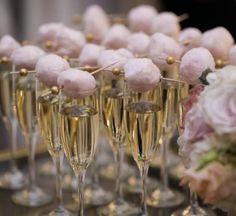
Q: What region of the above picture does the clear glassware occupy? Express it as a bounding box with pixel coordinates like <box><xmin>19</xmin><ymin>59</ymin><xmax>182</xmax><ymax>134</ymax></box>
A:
<box><xmin>0</xmin><ymin>62</ymin><xmax>25</xmax><ymax>190</ymax></box>
<box><xmin>147</xmin><ymin>80</ymin><xmax>185</xmax><ymax>208</ymax></box>
<box><xmin>58</xmin><ymin>86</ymin><xmax>100</xmax><ymax>216</ymax></box>
<box><xmin>171</xmin><ymin>83</ymin><xmax>216</xmax><ymax>216</ymax></box>
<box><xmin>98</xmin><ymin>77</ymin><xmax>139</xmax><ymax>216</ymax></box>
<box><xmin>124</xmin><ymin>83</ymin><xmax>163</xmax><ymax>216</ymax></box>
<box><xmin>11</xmin><ymin>68</ymin><xmax>52</xmax><ymax>207</ymax></box>
<box><xmin>36</xmin><ymin>80</ymin><xmax>73</xmax><ymax>215</ymax></box>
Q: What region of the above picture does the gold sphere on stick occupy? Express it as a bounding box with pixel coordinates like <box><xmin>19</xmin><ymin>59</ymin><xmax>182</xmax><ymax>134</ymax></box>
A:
<box><xmin>19</xmin><ymin>68</ymin><xmax>28</xmax><ymax>76</ymax></box>
<box><xmin>51</xmin><ymin>86</ymin><xmax>59</xmax><ymax>95</ymax></box>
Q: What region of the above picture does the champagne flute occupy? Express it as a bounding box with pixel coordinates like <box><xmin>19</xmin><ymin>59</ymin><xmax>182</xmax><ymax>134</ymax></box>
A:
<box><xmin>98</xmin><ymin>77</ymin><xmax>139</xmax><ymax>216</ymax></box>
<box><xmin>147</xmin><ymin>80</ymin><xmax>185</xmax><ymax>208</ymax></box>
<box><xmin>124</xmin><ymin>83</ymin><xmax>163</xmax><ymax>216</ymax></box>
<box><xmin>58</xmin><ymin>87</ymin><xmax>99</xmax><ymax>216</ymax></box>
<box><xmin>36</xmin><ymin>80</ymin><xmax>73</xmax><ymax>215</ymax></box>
<box><xmin>11</xmin><ymin>69</ymin><xmax>52</xmax><ymax>207</ymax></box>
<box><xmin>171</xmin><ymin>84</ymin><xmax>216</xmax><ymax>216</ymax></box>
<box><xmin>83</xmin><ymin>72</ymin><xmax>113</xmax><ymax>207</ymax></box>
<box><xmin>0</xmin><ymin>62</ymin><xmax>25</xmax><ymax>189</ymax></box>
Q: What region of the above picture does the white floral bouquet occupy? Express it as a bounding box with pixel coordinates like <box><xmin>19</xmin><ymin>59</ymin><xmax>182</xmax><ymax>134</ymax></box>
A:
<box><xmin>179</xmin><ymin>65</ymin><xmax>236</xmax><ymax>213</ymax></box>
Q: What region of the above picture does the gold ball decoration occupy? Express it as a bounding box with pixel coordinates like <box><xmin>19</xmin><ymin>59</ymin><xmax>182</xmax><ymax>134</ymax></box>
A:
<box><xmin>51</xmin><ymin>86</ymin><xmax>59</xmax><ymax>95</ymax></box>
<box><xmin>85</xmin><ymin>33</ymin><xmax>94</xmax><ymax>43</ymax></box>
<box><xmin>0</xmin><ymin>56</ymin><xmax>10</xmax><ymax>64</ymax></box>
<box><xmin>72</xmin><ymin>14</ymin><xmax>81</xmax><ymax>25</ymax></box>
<box><xmin>112</xmin><ymin>16</ymin><xmax>123</xmax><ymax>24</ymax></box>
<box><xmin>21</xmin><ymin>40</ymin><xmax>29</xmax><ymax>46</ymax></box>
<box><xmin>215</xmin><ymin>59</ymin><xmax>224</xmax><ymax>69</ymax></box>
<box><xmin>63</xmin><ymin>56</ymin><xmax>70</xmax><ymax>62</ymax></box>
<box><xmin>19</xmin><ymin>68</ymin><xmax>28</xmax><ymax>76</ymax></box>
<box><xmin>45</xmin><ymin>41</ymin><xmax>52</xmax><ymax>50</ymax></box>
<box><xmin>166</xmin><ymin>56</ymin><xmax>175</xmax><ymax>65</ymax></box>
<box><xmin>112</xmin><ymin>67</ymin><xmax>121</xmax><ymax>76</ymax></box>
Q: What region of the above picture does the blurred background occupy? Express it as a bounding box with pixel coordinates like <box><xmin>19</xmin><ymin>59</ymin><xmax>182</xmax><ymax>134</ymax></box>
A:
<box><xmin>1</xmin><ymin>0</ymin><xmax>236</xmax><ymax>41</ymax></box>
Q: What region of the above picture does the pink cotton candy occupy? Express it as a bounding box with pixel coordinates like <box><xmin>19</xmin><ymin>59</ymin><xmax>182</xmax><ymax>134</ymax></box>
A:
<box><xmin>128</xmin><ymin>5</ymin><xmax>158</xmax><ymax>34</ymax></box>
<box><xmin>126</xmin><ymin>32</ymin><xmax>150</xmax><ymax>56</ymax></box>
<box><xmin>103</xmin><ymin>24</ymin><xmax>130</xmax><ymax>49</ymax></box>
<box><xmin>36</xmin><ymin>54</ymin><xmax>70</xmax><ymax>87</ymax></box>
<box><xmin>180</xmin><ymin>47</ymin><xmax>215</xmax><ymax>84</ymax></box>
<box><xmin>37</xmin><ymin>22</ymin><xmax>65</xmax><ymax>49</ymax></box>
<box><xmin>148</xmin><ymin>33</ymin><xmax>181</xmax><ymax>72</ymax></box>
<box><xmin>79</xmin><ymin>43</ymin><xmax>103</xmax><ymax>67</ymax></box>
<box><xmin>57</xmin><ymin>69</ymin><xmax>96</xmax><ymax>98</ymax></box>
<box><xmin>0</xmin><ymin>35</ymin><xmax>21</xmax><ymax>58</ymax></box>
<box><xmin>56</xmin><ymin>27</ymin><xmax>85</xmax><ymax>58</ymax></box>
<box><xmin>178</xmin><ymin>27</ymin><xmax>202</xmax><ymax>54</ymax></box>
<box><xmin>229</xmin><ymin>45</ymin><xmax>236</xmax><ymax>66</ymax></box>
<box><xmin>151</xmin><ymin>12</ymin><xmax>180</xmax><ymax>39</ymax></box>
<box><xmin>201</xmin><ymin>27</ymin><xmax>234</xmax><ymax>61</ymax></box>
<box><xmin>82</xmin><ymin>5</ymin><xmax>110</xmax><ymax>43</ymax></box>
<box><xmin>10</xmin><ymin>45</ymin><xmax>45</xmax><ymax>70</ymax></box>
<box><xmin>124</xmin><ymin>58</ymin><xmax>161</xmax><ymax>92</ymax></box>
<box><xmin>97</xmin><ymin>48</ymin><xmax>133</xmax><ymax>79</ymax></box>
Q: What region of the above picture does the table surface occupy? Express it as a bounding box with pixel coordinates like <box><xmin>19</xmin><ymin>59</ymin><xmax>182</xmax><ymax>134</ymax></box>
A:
<box><xmin>0</xmin><ymin>155</ymin><xmax>227</xmax><ymax>216</ymax></box>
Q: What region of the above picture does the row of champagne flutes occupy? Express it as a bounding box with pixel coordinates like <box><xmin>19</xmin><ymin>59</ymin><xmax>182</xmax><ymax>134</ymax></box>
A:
<box><xmin>0</xmin><ymin>59</ymin><xmax>191</xmax><ymax>216</ymax></box>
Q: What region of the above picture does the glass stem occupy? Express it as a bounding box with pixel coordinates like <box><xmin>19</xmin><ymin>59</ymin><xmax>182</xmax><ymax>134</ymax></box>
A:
<box><xmin>140</xmin><ymin>164</ymin><xmax>149</xmax><ymax>216</ymax></box>
<box><xmin>190</xmin><ymin>189</ymin><xmax>199</xmax><ymax>214</ymax></box>
<box><xmin>113</xmin><ymin>145</ymin><xmax>124</xmax><ymax>200</ymax></box>
<box><xmin>27</xmin><ymin>133</ymin><xmax>37</xmax><ymax>190</ymax></box>
<box><xmin>91</xmin><ymin>154</ymin><xmax>98</xmax><ymax>187</ymax></box>
<box><xmin>160</xmin><ymin>137</ymin><xmax>169</xmax><ymax>191</ymax></box>
<box><xmin>9</xmin><ymin>119</ymin><xmax>18</xmax><ymax>172</ymax></box>
<box><xmin>54</xmin><ymin>153</ymin><xmax>63</xmax><ymax>210</ymax></box>
<box><xmin>77</xmin><ymin>169</ymin><xmax>86</xmax><ymax>216</ymax></box>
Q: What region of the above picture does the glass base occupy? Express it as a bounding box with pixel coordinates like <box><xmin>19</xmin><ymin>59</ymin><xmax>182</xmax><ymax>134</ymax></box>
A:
<box><xmin>0</xmin><ymin>168</ymin><xmax>25</xmax><ymax>190</ymax></box>
<box><xmin>40</xmin><ymin>205</ymin><xmax>74</xmax><ymax>216</ymax></box>
<box><xmin>122</xmin><ymin>176</ymin><xmax>159</xmax><ymax>195</ymax></box>
<box><xmin>171</xmin><ymin>206</ymin><xmax>216</xmax><ymax>216</ymax></box>
<box><xmin>83</xmin><ymin>184</ymin><xmax>113</xmax><ymax>206</ymax></box>
<box><xmin>12</xmin><ymin>186</ymin><xmax>52</xmax><ymax>207</ymax></box>
<box><xmin>147</xmin><ymin>188</ymin><xmax>185</xmax><ymax>208</ymax></box>
<box><xmin>99</xmin><ymin>163</ymin><xmax>135</xmax><ymax>181</ymax></box>
<box><xmin>97</xmin><ymin>198</ymin><xmax>140</xmax><ymax>216</ymax></box>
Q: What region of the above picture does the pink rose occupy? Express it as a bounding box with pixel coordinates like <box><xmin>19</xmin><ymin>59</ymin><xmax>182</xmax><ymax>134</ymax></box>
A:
<box><xmin>200</xmin><ymin>82</ymin><xmax>236</xmax><ymax>135</ymax></box>
<box><xmin>179</xmin><ymin>85</ymin><xmax>204</xmax><ymax>130</ymax></box>
<box><xmin>182</xmin><ymin>103</ymin><xmax>212</xmax><ymax>143</ymax></box>
<box><xmin>181</xmin><ymin>162</ymin><xmax>235</xmax><ymax>204</ymax></box>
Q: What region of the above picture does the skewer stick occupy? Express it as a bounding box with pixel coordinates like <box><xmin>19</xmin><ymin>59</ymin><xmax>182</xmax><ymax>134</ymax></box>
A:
<box><xmin>178</xmin><ymin>13</ymin><xmax>189</xmax><ymax>22</ymax></box>
<box><xmin>91</xmin><ymin>60</ymin><xmax>120</xmax><ymax>75</ymax></box>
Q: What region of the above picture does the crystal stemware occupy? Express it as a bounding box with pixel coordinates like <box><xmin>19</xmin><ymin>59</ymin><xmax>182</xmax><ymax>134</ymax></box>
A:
<box><xmin>0</xmin><ymin>62</ymin><xmax>25</xmax><ymax>189</ymax></box>
<box><xmin>36</xmin><ymin>80</ymin><xmax>73</xmax><ymax>215</ymax></box>
<box><xmin>11</xmin><ymin>68</ymin><xmax>52</xmax><ymax>207</ymax></box>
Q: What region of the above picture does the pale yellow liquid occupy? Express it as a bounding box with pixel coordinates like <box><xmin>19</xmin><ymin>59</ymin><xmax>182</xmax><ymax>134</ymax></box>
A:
<box><xmin>15</xmin><ymin>80</ymin><xmax>36</xmax><ymax>137</ymax></box>
<box><xmin>125</xmin><ymin>102</ymin><xmax>162</xmax><ymax>168</ymax></box>
<box><xmin>59</xmin><ymin>105</ymin><xmax>99</xmax><ymax>173</ymax></box>
<box><xmin>0</xmin><ymin>72</ymin><xmax>12</xmax><ymax>128</ymax></box>
<box><xmin>37</xmin><ymin>92</ymin><xmax>61</xmax><ymax>157</ymax></box>
<box><xmin>162</xmin><ymin>82</ymin><xmax>179</xmax><ymax>137</ymax></box>
<box><xmin>102</xmin><ymin>89</ymin><xmax>126</xmax><ymax>150</ymax></box>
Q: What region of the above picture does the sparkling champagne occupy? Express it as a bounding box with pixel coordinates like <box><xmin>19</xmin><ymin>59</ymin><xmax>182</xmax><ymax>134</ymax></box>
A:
<box><xmin>102</xmin><ymin>89</ymin><xmax>126</xmax><ymax>150</ymax></box>
<box><xmin>37</xmin><ymin>92</ymin><xmax>60</xmax><ymax>157</ymax></box>
<box><xmin>15</xmin><ymin>78</ymin><xmax>37</xmax><ymax>137</ymax></box>
<box><xmin>125</xmin><ymin>101</ymin><xmax>162</xmax><ymax>168</ymax></box>
<box><xmin>161</xmin><ymin>81</ymin><xmax>179</xmax><ymax>137</ymax></box>
<box><xmin>0</xmin><ymin>72</ymin><xmax>12</xmax><ymax>127</ymax></box>
<box><xmin>59</xmin><ymin>105</ymin><xmax>99</xmax><ymax>173</ymax></box>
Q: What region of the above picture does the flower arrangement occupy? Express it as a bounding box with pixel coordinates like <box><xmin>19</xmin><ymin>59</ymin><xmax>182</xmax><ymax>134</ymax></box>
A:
<box><xmin>179</xmin><ymin>65</ymin><xmax>236</xmax><ymax>213</ymax></box>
